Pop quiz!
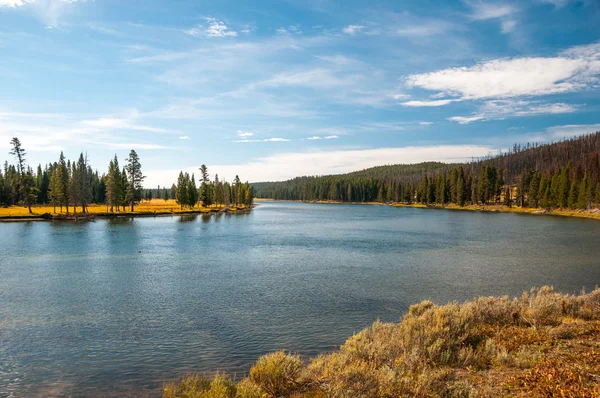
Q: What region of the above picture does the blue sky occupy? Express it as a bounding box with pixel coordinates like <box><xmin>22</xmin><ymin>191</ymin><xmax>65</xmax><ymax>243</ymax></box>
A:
<box><xmin>1</xmin><ymin>0</ymin><xmax>599</xmax><ymax>185</ymax></box>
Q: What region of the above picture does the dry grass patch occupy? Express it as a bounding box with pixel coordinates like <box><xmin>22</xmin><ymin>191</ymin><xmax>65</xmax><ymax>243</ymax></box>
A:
<box><xmin>164</xmin><ymin>286</ymin><xmax>600</xmax><ymax>398</ymax></box>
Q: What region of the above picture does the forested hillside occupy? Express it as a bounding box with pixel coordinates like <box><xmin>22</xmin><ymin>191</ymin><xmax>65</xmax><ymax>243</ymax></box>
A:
<box><xmin>252</xmin><ymin>132</ymin><xmax>600</xmax><ymax>210</ymax></box>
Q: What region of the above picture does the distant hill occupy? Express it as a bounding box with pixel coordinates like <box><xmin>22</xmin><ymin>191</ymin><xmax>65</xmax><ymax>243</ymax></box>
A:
<box><xmin>252</xmin><ymin>132</ymin><xmax>600</xmax><ymax>210</ymax></box>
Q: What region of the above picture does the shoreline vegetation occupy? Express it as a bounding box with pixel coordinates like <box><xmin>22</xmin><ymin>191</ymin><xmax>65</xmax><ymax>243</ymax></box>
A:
<box><xmin>0</xmin><ymin>199</ymin><xmax>253</xmax><ymax>222</ymax></box>
<box><xmin>1</xmin><ymin>137</ymin><xmax>254</xmax><ymax>221</ymax></box>
<box><xmin>164</xmin><ymin>286</ymin><xmax>600</xmax><ymax>398</ymax></box>
<box><xmin>254</xmin><ymin>198</ymin><xmax>600</xmax><ymax>222</ymax></box>
<box><xmin>252</xmin><ymin>133</ymin><xmax>600</xmax><ymax>223</ymax></box>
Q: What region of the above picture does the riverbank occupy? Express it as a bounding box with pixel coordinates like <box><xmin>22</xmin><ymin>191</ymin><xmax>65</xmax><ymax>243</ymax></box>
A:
<box><xmin>165</xmin><ymin>286</ymin><xmax>600</xmax><ymax>397</ymax></box>
<box><xmin>391</xmin><ymin>202</ymin><xmax>600</xmax><ymax>221</ymax></box>
<box><xmin>254</xmin><ymin>198</ymin><xmax>600</xmax><ymax>221</ymax></box>
<box><xmin>0</xmin><ymin>199</ymin><xmax>253</xmax><ymax>222</ymax></box>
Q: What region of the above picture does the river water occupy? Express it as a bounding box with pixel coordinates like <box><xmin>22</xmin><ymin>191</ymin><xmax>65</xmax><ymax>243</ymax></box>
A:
<box><xmin>1</xmin><ymin>201</ymin><xmax>600</xmax><ymax>396</ymax></box>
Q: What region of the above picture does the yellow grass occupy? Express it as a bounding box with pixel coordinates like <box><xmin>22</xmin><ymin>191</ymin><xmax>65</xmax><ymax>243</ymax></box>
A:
<box><xmin>0</xmin><ymin>199</ymin><xmax>248</xmax><ymax>219</ymax></box>
<box><xmin>390</xmin><ymin>202</ymin><xmax>600</xmax><ymax>221</ymax></box>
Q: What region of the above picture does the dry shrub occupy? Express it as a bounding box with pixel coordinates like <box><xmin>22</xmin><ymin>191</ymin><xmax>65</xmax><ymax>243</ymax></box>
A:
<box><xmin>234</xmin><ymin>378</ymin><xmax>262</xmax><ymax>398</ymax></box>
<box><xmin>522</xmin><ymin>286</ymin><xmax>563</xmax><ymax>327</ymax></box>
<box><xmin>164</xmin><ymin>286</ymin><xmax>600</xmax><ymax>398</ymax></box>
<box><xmin>248</xmin><ymin>350</ymin><xmax>304</xmax><ymax>397</ymax></box>
<box><xmin>398</xmin><ymin>302</ymin><xmax>478</xmax><ymax>369</ymax></box>
<box><xmin>307</xmin><ymin>352</ymin><xmax>379</xmax><ymax>397</ymax></box>
<box><xmin>163</xmin><ymin>374</ymin><xmax>212</xmax><ymax>398</ymax></box>
<box><xmin>163</xmin><ymin>373</ymin><xmax>236</xmax><ymax>398</ymax></box>
<box><xmin>580</xmin><ymin>288</ymin><xmax>600</xmax><ymax>319</ymax></box>
<box><xmin>340</xmin><ymin>320</ymin><xmax>402</xmax><ymax>367</ymax></box>
<box><xmin>466</xmin><ymin>296</ymin><xmax>520</xmax><ymax>326</ymax></box>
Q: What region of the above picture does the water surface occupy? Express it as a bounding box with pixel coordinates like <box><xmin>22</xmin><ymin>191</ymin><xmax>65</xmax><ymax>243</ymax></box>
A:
<box><xmin>1</xmin><ymin>202</ymin><xmax>600</xmax><ymax>396</ymax></box>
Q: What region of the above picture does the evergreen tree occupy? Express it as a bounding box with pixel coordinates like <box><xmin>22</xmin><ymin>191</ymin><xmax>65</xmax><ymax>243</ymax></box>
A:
<box><xmin>9</xmin><ymin>137</ymin><xmax>32</xmax><ymax>213</ymax></box>
<box><xmin>457</xmin><ymin>167</ymin><xmax>467</xmax><ymax>207</ymax></box>
<box><xmin>125</xmin><ymin>150</ymin><xmax>145</xmax><ymax>211</ymax></box>
<box><xmin>199</xmin><ymin>164</ymin><xmax>212</xmax><ymax>207</ymax></box>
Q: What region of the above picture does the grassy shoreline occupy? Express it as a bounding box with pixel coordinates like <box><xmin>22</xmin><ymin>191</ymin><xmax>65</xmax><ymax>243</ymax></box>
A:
<box><xmin>0</xmin><ymin>199</ymin><xmax>253</xmax><ymax>222</ymax></box>
<box><xmin>254</xmin><ymin>198</ymin><xmax>600</xmax><ymax>221</ymax></box>
<box><xmin>165</xmin><ymin>286</ymin><xmax>600</xmax><ymax>397</ymax></box>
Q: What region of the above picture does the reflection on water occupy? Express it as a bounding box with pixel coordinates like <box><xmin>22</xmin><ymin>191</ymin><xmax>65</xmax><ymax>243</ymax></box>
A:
<box><xmin>1</xmin><ymin>202</ymin><xmax>600</xmax><ymax>396</ymax></box>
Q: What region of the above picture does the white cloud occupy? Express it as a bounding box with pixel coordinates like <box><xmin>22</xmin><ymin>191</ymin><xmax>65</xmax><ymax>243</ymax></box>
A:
<box><xmin>466</xmin><ymin>1</ymin><xmax>517</xmax><ymax>20</ymax></box>
<box><xmin>277</xmin><ymin>25</ymin><xmax>302</xmax><ymax>35</ymax></box>
<box><xmin>306</xmin><ymin>135</ymin><xmax>339</xmax><ymax>140</ymax></box>
<box><xmin>179</xmin><ymin>136</ymin><xmax>191</xmax><ymax>140</ymax></box>
<box><xmin>501</xmin><ymin>19</ymin><xmax>516</xmax><ymax>33</ymax></box>
<box><xmin>259</xmin><ymin>68</ymin><xmax>356</xmax><ymax>89</ymax></box>
<box><xmin>401</xmin><ymin>99</ymin><xmax>456</xmax><ymax>107</ymax></box>
<box><xmin>145</xmin><ymin>145</ymin><xmax>495</xmax><ymax>186</ymax></box>
<box><xmin>419</xmin><ymin>122</ymin><xmax>434</xmax><ymax>125</ymax></box>
<box><xmin>395</xmin><ymin>22</ymin><xmax>453</xmax><ymax>37</ymax></box>
<box><xmin>236</xmin><ymin>130</ymin><xmax>254</xmax><ymax>137</ymax></box>
<box><xmin>405</xmin><ymin>43</ymin><xmax>600</xmax><ymax>103</ymax></box>
<box><xmin>0</xmin><ymin>0</ymin><xmax>85</xmax><ymax>26</ymax></box>
<box><xmin>0</xmin><ymin>111</ymin><xmax>174</xmax><ymax>153</ymax></box>
<box><xmin>342</xmin><ymin>25</ymin><xmax>365</xmax><ymax>35</ymax></box>
<box><xmin>448</xmin><ymin>100</ymin><xmax>577</xmax><ymax>124</ymax></box>
<box><xmin>536</xmin><ymin>0</ymin><xmax>570</xmax><ymax>8</ymax></box>
<box><xmin>0</xmin><ymin>0</ymin><xmax>33</xmax><ymax>7</ymax></box>
<box><xmin>234</xmin><ymin>137</ymin><xmax>290</xmax><ymax>143</ymax></box>
<box><xmin>185</xmin><ymin>17</ymin><xmax>238</xmax><ymax>38</ymax></box>
<box><xmin>545</xmin><ymin>124</ymin><xmax>600</xmax><ymax>138</ymax></box>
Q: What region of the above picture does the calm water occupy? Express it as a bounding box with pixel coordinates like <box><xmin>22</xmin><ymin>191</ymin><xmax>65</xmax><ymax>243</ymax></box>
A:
<box><xmin>1</xmin><ymin>202</ymin><xmax>600</xmax><ymax>397</ymax></box>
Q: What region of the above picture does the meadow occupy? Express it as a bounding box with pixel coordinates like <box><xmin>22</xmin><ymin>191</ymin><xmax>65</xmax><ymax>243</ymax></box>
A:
<box><xmin>164</xmin><ymin>286</ymin><xmax>600</xmax><ymax>398</ymax></box>
<box><xmin>0</xmin><ymin>199</ymin><xmax>248</xmax><ymax>219</ymax></box>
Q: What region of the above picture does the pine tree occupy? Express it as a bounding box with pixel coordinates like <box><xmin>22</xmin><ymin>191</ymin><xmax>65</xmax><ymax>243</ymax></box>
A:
<box><xmin>577</xmin><ymin>173</ymin><xmax>592</xmax><ymax>210</ymax></box>
<box><xmin>125</xmin><ymin>150</ymin><xmax>145</xmax><ymax>211</ymax></box>
<box><xmin>528</xmin><ymin>173</ymin><xmax>541</xmax><ymax>208</ymax></box>
<box><xmin>176</xmin><ymin>171</ymin><xmax>187</xmax><ymax>209</ymax></box>
<box><xmin>9</xmin><ymin>137</ymin><xmax>32</xmax><ymax>213</ymax></box>
<box><xmin>457</xmin><ymin>167</ymin><xmax>467</xmax><ymax>207</ymax></box>
<box><xmin>199</xmin><ymin>164</ymin><xmax>212</xmax><ymax>207</ymax></box>
<box><xmin>59</xmin><ymin>152</ymin><xmax>70</xmax><ymax>213</ymax></box>
<box><xmin>568</xmin><ymin>180</ymin><xmax>578</xmax><ymax>209</ymax></box>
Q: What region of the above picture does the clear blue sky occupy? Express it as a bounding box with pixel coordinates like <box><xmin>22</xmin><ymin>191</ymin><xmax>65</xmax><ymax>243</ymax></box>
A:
<box><xmin>1</xmin><ymin>0</ymin><xmax>599</xmax><ymax>186</ymax></box>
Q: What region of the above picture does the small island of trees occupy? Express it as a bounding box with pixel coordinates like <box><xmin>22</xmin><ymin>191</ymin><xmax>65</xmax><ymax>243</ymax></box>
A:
<box><xmin>0</xmin><ymin>137</ymin><xmax>253</xmax><ymax>219</ymax></box>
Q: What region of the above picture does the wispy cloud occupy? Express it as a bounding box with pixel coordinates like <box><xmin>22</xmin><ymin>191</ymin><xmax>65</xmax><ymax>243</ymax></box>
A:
<box><xmin>545</xmin><ymin>123</ymin><xmax>600</xmax><ymax>139</ymax></box>
<box><xmin>404</xmin><ymin>42</ymin><xmax>600</xmax><ymax>108</ymax></box>
<box><xmin>306</xmin><ymin>135</ymin><xmax>339</xmax><ymax>140</ymax></box>
<box><xmin>179</xmin><ymin>136</ymin><xmax>191</xmax><ymax>140</ymax></box>
<box><xmin>0</xmin><ymin>111</ymin><xmax>176</xmax><ymax>152</ymax></box>
<box><xmin>448</xmin><ymin>100</ymin><xmax>577</xmax><ymax>124</ymax></box>
<box><xmin>0</xmin><ymin>0</ymin><xmax>34</xmax><ymax>7</ymax></box>
<box><xmin>185</xmin><ymin>17</ymin><xmax>238</xmax><ymax>38</ymax></box>
<box><xmin>342</xmin><ymin>25</ymin><xmax>365</xmax><ymax>35</ymax></box>
<box><xmin>147</xmin><ymin>145</ymin><xmax>495</xmax><ymax>185</ymax></box>
<box><xmin>402</xmin><ymin>99</ymin><xmax>456</xmax><ymax>107</ymax></box>
<box><xmin>276</xmin><ymin>25</ymin><xmax>302</xmax><ymax>35</ymax></box>
<box><xmin>465</xmin><ymin>1</ymin><xmax>517</xmax><ymax>20</ymax></box>
<box><xmin>237</xmin><ymin>130</ymin><xmax>254</xmax><ymax>137</ymax></box>
<box><xmin>464</xmin><ymin>0</ymin><xmax>519</xmax><ymax>35</ymax></box>
<box><xmin>536</xmin><ymin>0</ymin><xmax>571</xmax><ymax>8</ymax></box>
<box><xmin>0</xmin><ymin>0</ymin><xmax>86</xmax><ymax>27</ymax></box>
<box><xmin>234</xmin><ymin>137</ymin><xmax>290</xmax><ymax>143</ymax></box>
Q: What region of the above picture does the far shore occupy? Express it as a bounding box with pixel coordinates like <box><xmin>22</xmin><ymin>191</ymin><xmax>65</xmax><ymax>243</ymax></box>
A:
<box><xmin>254</xmin><ymin>198</ymin><xmax>600</xmax><ymax>221</ymax></box>
<box><xmin>0</xmin><ymin>201</ymin><xmax>254</xmax><ymax>222</ymax></box>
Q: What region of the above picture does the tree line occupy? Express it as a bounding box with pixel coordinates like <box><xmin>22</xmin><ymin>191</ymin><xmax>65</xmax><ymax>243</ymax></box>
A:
<box><xmin>0</xmin><ymin>137</ymin><xmax>252</xmax><ymax>213</ymax></box>
<box><xmin>252</xmin><ymin>132</ymin><xmax>600</xmax><ymax>210</ymax></box>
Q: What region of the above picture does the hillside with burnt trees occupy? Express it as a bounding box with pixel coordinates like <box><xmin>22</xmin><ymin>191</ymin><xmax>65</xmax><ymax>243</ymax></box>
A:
<box><xmin>252</xmin><ymin>132</ymin><xmax>600</xmax><ymax>210</ymax></box>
